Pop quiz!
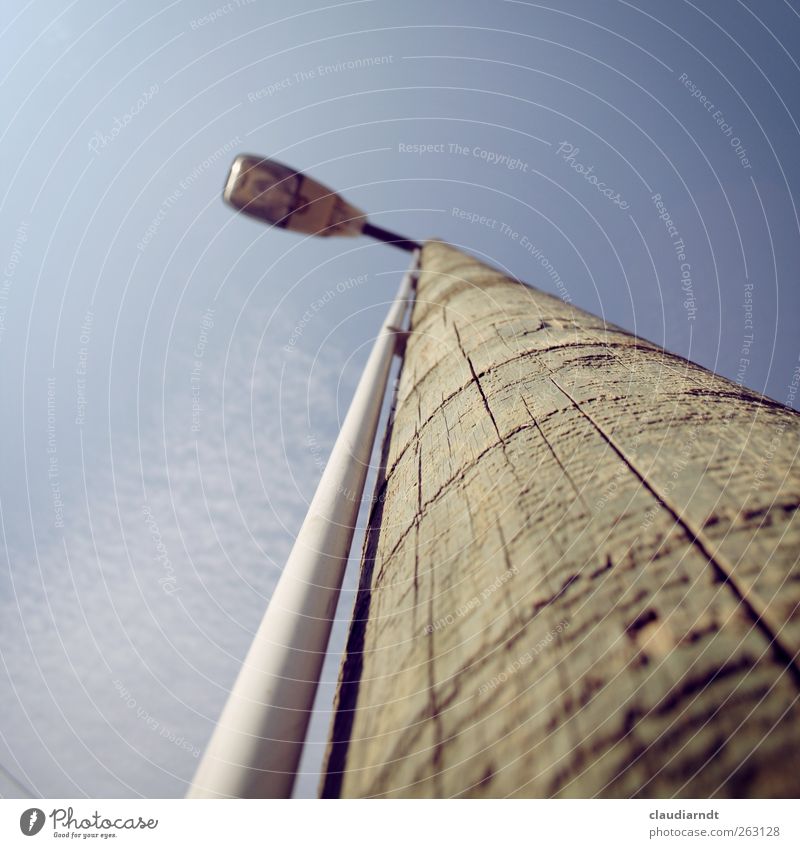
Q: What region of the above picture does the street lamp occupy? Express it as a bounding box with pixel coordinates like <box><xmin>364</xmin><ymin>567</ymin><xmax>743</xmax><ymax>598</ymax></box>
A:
<box><xmin>223</xmin><ymin>154</ymin><xmax>420</xmax><ymax>251</ymax></box>
<box><xmin>187</xmin><ymin>155</ymin><xmax>421</xmax><ymax>799</ymax></box>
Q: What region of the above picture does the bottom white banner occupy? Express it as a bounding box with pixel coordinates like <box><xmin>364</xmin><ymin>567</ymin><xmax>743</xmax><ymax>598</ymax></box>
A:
<box><xmin>1</xmin><ymin>798</ymin><xmax>796</xmax><ymax>847</ymax></box>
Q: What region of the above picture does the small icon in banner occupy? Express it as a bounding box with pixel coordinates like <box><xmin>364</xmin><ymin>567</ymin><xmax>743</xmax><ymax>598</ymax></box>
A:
<box><xmin>19</xmin><ymin>808</ymin><xmax>46</xmax><ymax>836</ymax></box>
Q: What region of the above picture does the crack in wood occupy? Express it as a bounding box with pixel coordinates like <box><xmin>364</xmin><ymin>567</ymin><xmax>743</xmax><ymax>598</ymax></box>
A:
<box><xmin>551</xmin><ymin>376</ymin><xmax>800</xmax><ymax>689</ymax></box>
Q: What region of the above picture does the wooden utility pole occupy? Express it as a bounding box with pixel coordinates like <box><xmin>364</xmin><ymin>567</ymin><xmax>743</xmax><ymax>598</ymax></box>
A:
<box><xmin>320</xmin><ymin>240</ymin><xmax>800</xmax><ymax>798</ymax></box>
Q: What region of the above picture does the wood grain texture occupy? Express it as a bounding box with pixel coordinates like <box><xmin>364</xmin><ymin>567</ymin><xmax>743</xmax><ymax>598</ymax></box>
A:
<box><xmin>320</xmin><ymin>240</ymin><xmax>800</xmax><ymax>798</ymax></box>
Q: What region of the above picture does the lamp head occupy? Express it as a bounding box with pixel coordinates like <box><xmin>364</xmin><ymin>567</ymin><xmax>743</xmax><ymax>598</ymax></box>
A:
<box><xmin>223</xmin><ymin>154</ymin><xmax>366</xmax><ymax>237</ymax></box>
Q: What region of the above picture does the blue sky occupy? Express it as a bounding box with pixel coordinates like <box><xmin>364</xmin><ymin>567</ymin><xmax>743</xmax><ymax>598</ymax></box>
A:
<box><xmin>1</xmin><ymin>0</ymin><xmax>799</xmax><ymax>798</ymax></box>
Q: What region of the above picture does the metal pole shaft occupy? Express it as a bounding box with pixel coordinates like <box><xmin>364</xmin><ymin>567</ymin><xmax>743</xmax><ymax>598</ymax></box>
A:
<box><xmin>187</xmin><ymin>250</ymin><xmax>419</xmax><ymax>799</ymax></box>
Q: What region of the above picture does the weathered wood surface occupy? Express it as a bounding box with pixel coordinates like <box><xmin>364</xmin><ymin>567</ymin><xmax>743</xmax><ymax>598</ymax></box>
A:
<box><xmin>321</xmin><ymin>240</ymin><xmax>800</xmax><ymax>798</ymax></box>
